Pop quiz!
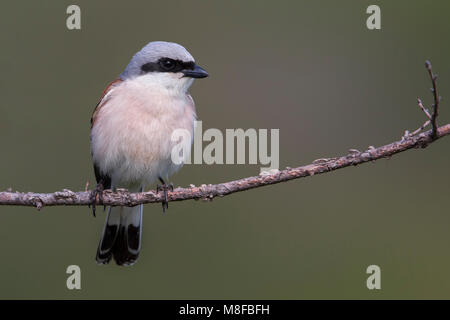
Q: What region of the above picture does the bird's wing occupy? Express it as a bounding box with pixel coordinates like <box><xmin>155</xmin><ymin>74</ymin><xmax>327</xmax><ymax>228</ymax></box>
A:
<box><xmin>90</xmin><ymin>78</ymin><xmax>123</xmax><ymax>129</ymax></box>
<box><xmin>90</xmin><ymin>79</ymin><xmax>123</xmax><ymax>187</ymax></box>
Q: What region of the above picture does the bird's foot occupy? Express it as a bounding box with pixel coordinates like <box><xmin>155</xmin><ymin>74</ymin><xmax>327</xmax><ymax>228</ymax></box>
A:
<box><xmin>89</xmin><ymin>182</ymin><xmax>104</xmax><ymax>217</ymax></box>
<box><xmin>157</xmin><ymin>178</ymin><xmax>174</xmax><ymax>213</ymax></box>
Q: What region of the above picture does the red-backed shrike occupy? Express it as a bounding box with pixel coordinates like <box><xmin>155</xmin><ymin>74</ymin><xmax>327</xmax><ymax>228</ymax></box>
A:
<box><xmin>90</xmin><ymin>41</ymin><xmax>208</xmax><ymax>266</ymax></box>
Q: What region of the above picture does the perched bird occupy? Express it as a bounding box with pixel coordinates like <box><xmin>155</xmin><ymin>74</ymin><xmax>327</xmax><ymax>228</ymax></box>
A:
<box><xmin>90</xmin><ymin>41</ymin><xmax>208</xmax><ymax>266</ymax></box>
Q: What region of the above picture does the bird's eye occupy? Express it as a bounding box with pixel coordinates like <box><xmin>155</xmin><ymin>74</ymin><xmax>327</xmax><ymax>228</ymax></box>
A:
<box><xmin>159</xmin><ymin>59</ymin><xmax>176</xmax><ymax>71</ymax></box>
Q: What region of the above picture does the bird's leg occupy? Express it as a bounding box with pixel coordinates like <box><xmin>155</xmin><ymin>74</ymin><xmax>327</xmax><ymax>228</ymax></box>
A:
<box><xmin>156</xmin><ymin>177</ymin><xmax>174</xmax><ymax>213</ymax></box>
<box><xmin>89</xmin><ymin>181</ymin><xmax>105</xmax><ymax>217</ymax></box>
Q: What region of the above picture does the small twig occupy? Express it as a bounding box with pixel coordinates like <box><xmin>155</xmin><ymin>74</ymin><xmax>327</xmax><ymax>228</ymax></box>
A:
<box><xmin>425</xmin><ymin>60</ymin><xmax>440</xmax><ymax>138</ymax></box>
<box><xmin>407</xmin><ymin>98</ymin><xmax>432</xmax><ymax>137</ymax></box>
<box><xmin>410</xmin><ymin>120</ymin><xmax>430</xmax><ymax>136</ymax></box>
<box><xmin>417</xmin><ymin>98</ymin><xmax>432</xmax><ymax>119</ymax></box>
<box><xmin>405</xmin><ymin>74</ymin><xmax>441</xmax><ymax>139</ymax></box>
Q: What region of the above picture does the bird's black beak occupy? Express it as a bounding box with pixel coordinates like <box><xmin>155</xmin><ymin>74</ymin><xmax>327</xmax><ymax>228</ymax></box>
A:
<box><xmin>182</xmin><ymin>64</ymin><xmax>209</xmax><ymax>79</ymax></box>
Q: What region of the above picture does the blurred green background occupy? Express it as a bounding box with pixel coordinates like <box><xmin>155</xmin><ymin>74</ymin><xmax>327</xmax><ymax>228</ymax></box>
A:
<box><xmin>0</xmin><ymin>0</ymin><xmax>449</xmax><ymax>299</ymax></box>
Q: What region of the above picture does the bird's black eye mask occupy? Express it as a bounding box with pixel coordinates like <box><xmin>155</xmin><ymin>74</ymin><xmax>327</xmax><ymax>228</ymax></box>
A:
<box><xmin>141</xmin><ymin>58</ymin><xmax>195</xmax><ymax>74</ymax></box>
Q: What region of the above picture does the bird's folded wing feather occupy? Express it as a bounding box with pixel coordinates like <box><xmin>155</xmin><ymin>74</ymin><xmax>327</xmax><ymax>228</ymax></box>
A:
<box><xmin>90</xmin><ymin>78</ymin><xmax>123</xmax><ymax>187</ymax></box>
<box><xmin>90</xmin><ymin>78</ymin><xmax>123</xmax><ymax>128</ymax></box>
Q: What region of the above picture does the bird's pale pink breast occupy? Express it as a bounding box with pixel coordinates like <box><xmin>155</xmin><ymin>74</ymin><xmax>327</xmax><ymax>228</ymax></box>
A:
<box><xmin>90</xmin><ymin>78</ymin><xmax>196</xmax><ymax>186</ymax></box>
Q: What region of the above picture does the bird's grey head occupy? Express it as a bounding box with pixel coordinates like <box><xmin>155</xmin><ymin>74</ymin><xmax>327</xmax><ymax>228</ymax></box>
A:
<box><xmin>120</xmin><ymin>41</ymin><xmax>208</xmax><ymax>81</ymax></box>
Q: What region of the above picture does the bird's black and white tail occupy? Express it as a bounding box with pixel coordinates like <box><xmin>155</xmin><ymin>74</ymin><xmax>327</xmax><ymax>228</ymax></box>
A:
<box><xmin>96</xmin><ymin>202</ymin><xmax>143</xmax><ymax>266</ymax></box>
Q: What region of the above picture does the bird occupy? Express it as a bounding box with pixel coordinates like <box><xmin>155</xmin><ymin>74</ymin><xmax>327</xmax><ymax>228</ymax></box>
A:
<box><xmin>90</xmin><ymin>41</ymin><xmax>208</xmax><ymax>266</ymax></box>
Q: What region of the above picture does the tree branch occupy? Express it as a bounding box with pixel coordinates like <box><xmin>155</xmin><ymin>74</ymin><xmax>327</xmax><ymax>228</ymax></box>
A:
<box><xmin>0</xmin><ymin>61</ymin><xmax>449</xmax><ymax>210</ymax></box>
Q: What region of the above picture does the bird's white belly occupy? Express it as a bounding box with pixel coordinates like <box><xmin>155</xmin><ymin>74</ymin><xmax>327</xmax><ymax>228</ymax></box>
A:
<box><xmin>91</xmin><ymin>80</ymin><xmax>196</xmax><ymax>189</ymax></box>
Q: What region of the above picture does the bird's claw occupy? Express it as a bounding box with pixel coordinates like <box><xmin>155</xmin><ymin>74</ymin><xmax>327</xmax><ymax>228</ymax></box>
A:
<box><xmin>156</xmin><ymin>181</ymin><xmax>173</xmax><ymax>213</ymax></box>
<box><xmin>89</xmin><ymin>182</ymin><xmax>104</xmax><ymax>217</ymax></box>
